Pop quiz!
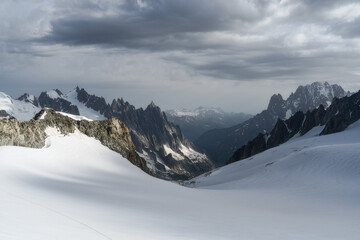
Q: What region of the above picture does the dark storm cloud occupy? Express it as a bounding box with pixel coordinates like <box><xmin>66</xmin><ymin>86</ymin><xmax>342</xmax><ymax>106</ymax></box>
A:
<box><xmin>30</xmin><ymin>0</ymin><xmax>360</xmax><ymax>84</ymax></box>
<box><xmin>37</xmin><ymin>0</ymin><xmax>270</xmax><ymax>50</ymax></box>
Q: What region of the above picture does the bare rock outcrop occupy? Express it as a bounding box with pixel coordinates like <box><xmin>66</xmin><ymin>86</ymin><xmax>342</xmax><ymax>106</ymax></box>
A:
<box><xmin>0</xmin><ymin>108</ymin><xmax>151</xmax><ymax>175</ymax></box>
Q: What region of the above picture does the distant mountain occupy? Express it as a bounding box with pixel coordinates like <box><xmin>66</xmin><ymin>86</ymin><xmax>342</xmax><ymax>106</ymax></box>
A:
<box><xmin>195</xmin><ymin>82</ymin><xmax>350</xmax><ymax>166</ymax></box>
<box><xmin>38</xmin><ymin>89</ymin><xmax>80</xmax><ymax>115</ymax></box>
<box><xmin>165</xmin><ymin>107</ymin><xmax>252</xmax><ymax>141</ymax></box>
<box><xmin>0</xmin><ymin>92</ymin><xmax>40</xmax><ymax>121</ymax></box>
<box><xmin>228</xmin><ymin>89</ymin><xmax>360</xmax><ymax>164</ymax></box>
<box><xmin>0</xmin><ymin>87</ymin><xmax>214</xmax><ymax>180</ymax></box>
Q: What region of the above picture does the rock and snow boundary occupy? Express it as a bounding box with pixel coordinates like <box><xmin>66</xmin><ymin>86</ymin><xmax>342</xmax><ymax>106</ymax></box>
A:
<box><xmin>1</xmin><ymin>117</ymin><xmax>360</xmax><ymax>239</ymax></box>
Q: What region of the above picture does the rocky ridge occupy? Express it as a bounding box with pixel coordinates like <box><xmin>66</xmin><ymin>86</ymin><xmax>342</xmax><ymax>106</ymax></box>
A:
<box><xmin>195</xmin><ymin>82</ymin><xmax>349</xmax><ymax>166</ymax></box>
<box><xmin>38</xmin><ymin>89</ymin><xmax>80</xmax><ymax>115</ymax></box>
<box><xmin>228</xmin><ymin>90</ymin><xmax>360</xmax><ymax>164</ymax></box>
<box><xmin>0</xmin><ymin>108</ymin><xmax>150</xmax><ymax>175</ymax></box>
<box><xmin>4</xmin><ymin>87</ymin><xmax>214</xmax><ymax>180</ymax></box>
<box><xmin>76</xmin><ymin>87</ymin><xmax>214</xmax><ymax>180</ymax></box>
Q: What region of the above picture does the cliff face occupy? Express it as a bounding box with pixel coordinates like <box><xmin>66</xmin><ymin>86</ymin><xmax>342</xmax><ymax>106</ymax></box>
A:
<box><xmin>0</xmin><ymin>108</ymin><xmax>150</xmax><ymax>175</ymax></box>
<box><xmin>228</xmin><ymin>91</ymin><xmax>360</xmax><ymax>164</ymax></box>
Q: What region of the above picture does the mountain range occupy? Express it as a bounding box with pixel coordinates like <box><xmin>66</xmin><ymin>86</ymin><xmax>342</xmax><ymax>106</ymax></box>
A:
<box><xmin>165</xmin><ymin>107</ymin><xmax>252</xmax><ymax>141</ymax></box>
<box><xmin>195</xmin><ymin>82</ymin><xmax>350</xmax><ymax>166</ymax></box>
<box><xmin>2</xmin><ymin>82</ymin><xmax>360</xmax><ymax>239</ymax></box>
<box><xmin>0</xmin><ymin>87</ymin><xmax>214</xmax><ymax>180</ymax></box>
<box><xmin>228</xmin><ymin>89</ymin><xmax>360</xmax><ymax>164</ymax></box>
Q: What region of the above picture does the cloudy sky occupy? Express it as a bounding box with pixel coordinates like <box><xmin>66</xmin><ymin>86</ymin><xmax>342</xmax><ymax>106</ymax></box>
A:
<box><xmin>1</xmin><ymin>0</ymin><xmax>360</xmax><ymax>113</ymax></box>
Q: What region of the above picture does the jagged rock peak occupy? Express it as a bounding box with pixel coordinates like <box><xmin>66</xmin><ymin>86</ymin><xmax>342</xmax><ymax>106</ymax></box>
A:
<box><xmin>17</xmin><ymin>93</ymin><xmax>39</xmax><ymax>107</ymax></box>
<box><xmin>38</xmin><ymin>90</ymin><xmax>80</xmax><ymax>115</ymax></box>
<box><xmin>267</xmin><ymin>94</ymin><xmax>285</xmax><ymax>112</ymax></box>
<box><xmin>147</xmin><ymin>101</ymin><xmax>159</xmax><ymax>109</ymax></box>
<box><xmin>75</xmin><ymin>87</ymin><xmax>110</xmax><ymax>115</ymax></box>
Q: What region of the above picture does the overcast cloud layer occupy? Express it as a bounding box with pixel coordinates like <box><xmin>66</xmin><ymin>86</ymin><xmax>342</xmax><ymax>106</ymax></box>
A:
<box><xmin>1</xmin><ymin>0</ymin><xmax>360</xmax><ymax>113</ymax></box>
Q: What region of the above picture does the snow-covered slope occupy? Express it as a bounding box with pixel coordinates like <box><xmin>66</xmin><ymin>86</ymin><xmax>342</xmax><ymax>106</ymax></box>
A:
<box><xmin>64</xmin><ymin>89</ymin><xmax>106</xmax><ymax>120</ymax></box>
<box><xmin>195</xmin><ymin>81</ymin><xmax>350</xmax><ymax>166</ymax></box>
<box><xmin>0</xmin><ymin>88</ymin><xmax>214</xmax><ymax>180</ymax></box>
<box><xmin>1</xmin><ymin>121</ymin><xmax>360</xmax><ymax>239</ymax></box>
<box><xmin>0</xmin><ymin>92</ymin><xmax>40</xmax><ymax>121</ymax></box>
<box><xmin>191</xmin><ymin>120</ymin><xmax>360</xmax><ymax>192</ymax></box>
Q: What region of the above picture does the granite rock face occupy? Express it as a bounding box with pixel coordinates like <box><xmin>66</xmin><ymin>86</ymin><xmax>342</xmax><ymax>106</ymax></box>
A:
<box><xmin>0</xmin><ymin>108</ymin><xmax>151</xmax><ymax>175</ymax></box>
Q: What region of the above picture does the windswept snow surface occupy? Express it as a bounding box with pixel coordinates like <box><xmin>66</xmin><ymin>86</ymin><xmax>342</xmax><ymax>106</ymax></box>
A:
<box><xmin>1</xmin><ymin>122</ymin><xmax>360</xmax><ymax>239</ymax></box>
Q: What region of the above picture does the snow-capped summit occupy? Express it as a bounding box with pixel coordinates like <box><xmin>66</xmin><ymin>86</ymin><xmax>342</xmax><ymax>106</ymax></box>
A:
<box><xmin>38</xmin><ymin>89</ymin><xmax>80</xmax><ymax>115</ymax></box>
<box><xmin>281</xmin><ymin>81</ymin><xmax>350</xmax><ymax>118</ymax></box>
<box><xmin>44</xmin><ymin>89</ymin><xmax>64</xmax><ymax>99</ymax></box>
<box><xmin>17</xmin><ymin>93</ymin><xmax>39</xmax><ymax>107</ymax></box>
<box><xmin>0</xmin><ymin>92</ymin><xmax>40</xmax><ymax>121</ymax></box>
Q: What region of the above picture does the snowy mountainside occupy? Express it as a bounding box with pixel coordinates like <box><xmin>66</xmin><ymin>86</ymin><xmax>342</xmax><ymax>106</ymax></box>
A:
<box><xmin>38</xmin><ymin>89</ymin><xmax>80</xmax><ymax>115</ymax></box>
<box><xmin>268</xmin><ymin>81</ymin><xmax>350</xmax><ymax>118</ymax></box>
<box><xmin>195</xmin><ymin>81</ymin><xmax>349</xmax><ymax>166</ymax></box>
<box><xmin>166</xmin><ymin>107</ymin><xmax>252</xmax><ymax>141</ymax></box>
<box><xmin>0</xmin><ymin>92</ymin><xmax>40</xmax><ymax>121</ymax></box>
<box><xmin>190</xmin><ymin>119</ymin><xmax>360</xmax><ymax>193</ymax></box>
<box><xmin>0</xmin><ymin>87</ymin><xmax>213</xmax><ymax>180</ymax></box>
<box><xmin>64</xmin><ymin>88</ymin><xmax>106</xmax><ymax>120</ymax></box>
<box><xmin>0</xmin><ymin>108</ymin><xmax>150</xmax><ymax>174</ymax></box>
<box><xmin>1</xmin><ymin>117</ymin><xmax>360</xmax><ymax>239</ymax></box>
<box><xmin>228</xmin><ymin>90</ymin><xmax>360</xmax><ymax>164</ymax></box>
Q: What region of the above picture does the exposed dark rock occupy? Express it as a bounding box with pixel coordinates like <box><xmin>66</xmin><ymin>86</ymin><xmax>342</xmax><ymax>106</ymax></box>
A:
<box><xmin>76</xmin><ymin>87</ymin><xmax>111</xmax><ymax>116</ymax></box>
<box><xmin>300</xmin><ymin>105</ymin><xmax>326</xmax><ymax>135</ymax></box>
<box><xmin>74</xmin><ymin>88</ymin><xmax>214</xmax><ymax>180</ymax></box>
<box><xmin>0</xmin><ymin>110</ymin><xmax>10</xmax><ymax>118</ymax></box>
<box><xmin>38</xmin><ymin>90</ymin><xmax>80</xmax><ymax>115</ymax></box>
<box><xmin>267</xmin><ymin>94</ymin><xmax>285</xmax><ymax>117</ymax></box>
<box><xmin>228</xmin><ymin>111</ymin><xmax>305</xmax><ymax>164</ymax></box>
<box><xmin>196</xmin><ymin>82</ymin><xmax>349</xmax><ymax>166</ymax></box>
<box><xmin>228</xmin><ymin>133</ymin><xmax>267</xmax><ymax>164</ymax></box>
<box><xmin>228</xmin><ymin>90</ymin><xmax>360</xmax><ymax>165</ymax></box>
<box><xmin>17</xmin><ymin>93</ymin><xmax>39</xmax><ymax>107</ymax></box>
<box><xmin>320</xmin><ymin>91</ymin><xmax>360</xmax><ymax>135</ymax></box>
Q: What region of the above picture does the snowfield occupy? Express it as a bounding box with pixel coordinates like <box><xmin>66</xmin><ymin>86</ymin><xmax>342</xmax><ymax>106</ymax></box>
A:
<box><xmin>1</xmin><ymin>121</ymin><xmax>360</xmax><ymax>239</ymax></box>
